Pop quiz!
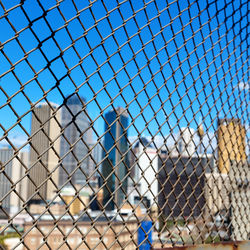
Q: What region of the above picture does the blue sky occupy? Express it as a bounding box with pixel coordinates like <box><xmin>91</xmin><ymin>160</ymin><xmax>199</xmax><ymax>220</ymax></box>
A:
<box><xmin>0</xmin><ymin>0</ymin><xmax>249</xmax><ymax>150</ymax></box>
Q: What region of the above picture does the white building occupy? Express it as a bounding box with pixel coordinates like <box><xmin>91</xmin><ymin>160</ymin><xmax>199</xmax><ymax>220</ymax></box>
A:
<box><xmin>129</xmin><ymin>138</ymin><xmax>158</xmax><ymax>208</ymax></box>
<box><xmin>10</xmin><ymin>151</ymin><xmax>29</xmax><ymax>214</ymax></box>
<box><xmin>0</xmin><ymin>149</ymin><xmax>29</xmax><ymax>215</ymax></box>
<box><xmin>177</xmin><ymin>127</ymin><xmax>196</xmax><ymax>157</ymax></box>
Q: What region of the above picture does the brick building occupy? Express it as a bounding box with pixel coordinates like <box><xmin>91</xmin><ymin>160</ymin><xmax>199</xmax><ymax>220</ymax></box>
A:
<box><xmin>24</xmin><ymin>216</ymin><xmax>138</xmax><ymax>249</ymax></box>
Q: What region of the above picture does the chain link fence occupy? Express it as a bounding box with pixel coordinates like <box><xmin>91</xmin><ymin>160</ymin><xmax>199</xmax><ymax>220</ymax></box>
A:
<box><xmin>0</xmin><ymin>0</ymin><xmax>249</xmax><ymax>249</ymax></box>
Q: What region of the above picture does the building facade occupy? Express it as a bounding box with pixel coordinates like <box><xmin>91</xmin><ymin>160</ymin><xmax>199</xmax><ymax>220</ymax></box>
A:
<box><xmin>0</xmin><ymin>149</ymin><xmax>29</xmax><ymax>215</ymax></box>
<box><xmin>129</xmin><ymin>137</ymin><xmax>158</xmax><ymax>208</ymax></box>
<box><xmin>59</xmin><ymin>95</ymin><xmax>93</xmax><ymax>187</ymax></box>
<box><xmin>217</xmin><ymin>118</ymin><xmax>246</xmax><ymax>173</ymax></box>
<box><xmin>158</xmin><ymin>157</ymin><xmax>206</xmax><ymax>218</ymax></box>
<box><xmin>204</xmin><ymin>172</ymin><xmax>230</xmax><ymax>217</ymax></box>
<box><xmin>102</xmin><ymin>107</ymin><xmax>129</xmax><ymax>210</ymax></box>
<box><xmin>230</xmin><ymin>161</ymin><xmax>250</xmax><ymax>240</ymax></box>
<box><xmin>177</xmin><ymin>127</ymin><xmax>196</xmax><ymax>157</ymax></box>
<box><xmin>28</xmin><ymin>102</ymin><xmax>61</xmax><ymax>201</ymax></box>
<box><xmin>10</xmin><ymin>151</ymin><xmax>29</xmax><ymax>214</ymax></box>
<box><xmin>24</xmin><ymin>218</ymin><xmax>138</xmax><ymax>249</ymax></box>
<box><xmin>0</xmin><ymin>148</ymin><xmax>13</xmax><ymax>216</ymax></box>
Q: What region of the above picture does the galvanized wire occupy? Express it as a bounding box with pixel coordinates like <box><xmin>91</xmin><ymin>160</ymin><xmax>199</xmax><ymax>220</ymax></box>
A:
<box><xmin>0</xmin><ymin>0</ymin><xmax>249</xmax><ymax>249</ymax></box>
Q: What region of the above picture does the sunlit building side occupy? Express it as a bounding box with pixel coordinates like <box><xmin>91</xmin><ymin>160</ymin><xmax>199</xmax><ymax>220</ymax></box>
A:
<box><xmin>217</xmin><ymin>118</ymin><xmax>246</xmax><ymax>173</ymax></box>
<box><xmin>10</xmin><ymin>151</ymin><xmax>29</xmax><ymax>214</ymax></box>
<box><xmin>129</xmin><ymin>137</ymin><xmax>158</xmax><ymax>208</ymax></box>
<box><xmin>28</xmin><ymin>102</ymin><xmax>61</xmax><ymax>201</ymax></box>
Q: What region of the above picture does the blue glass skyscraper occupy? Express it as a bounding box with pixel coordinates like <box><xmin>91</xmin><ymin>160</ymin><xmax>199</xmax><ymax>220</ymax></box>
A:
<box><xmin>59</xmin><ymin>95</ymin><xmax>93</xmax><ymax>186</ymax></box>
<box><xmin>102</xmin><ymin>107</ymin><xmax>129</xmax><ymax>210</ymax></box>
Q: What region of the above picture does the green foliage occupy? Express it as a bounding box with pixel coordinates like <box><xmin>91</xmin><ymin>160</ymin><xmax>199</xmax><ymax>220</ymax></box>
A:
<box><xmin>205</xmin><ymin>235</ymin><xmax>221</xmax><ymax>244</ymax></box>
<box><xmin>0</xmin><ymin>233</ymin><xmax>20</xmax><ymax>249</ymax></box>
<box><xmin>159</xmin><ymin>214</ymin><xmax>186</xmax><ymax>230</ymax></box>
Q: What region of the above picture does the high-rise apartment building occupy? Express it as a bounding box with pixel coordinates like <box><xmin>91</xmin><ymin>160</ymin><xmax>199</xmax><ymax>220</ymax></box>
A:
<box><xmin>102</xmin><ymin>107</ymin><xmax>129</xmax><ymax>210</ymax></box>
<box><xmin>217</xmin><ymin>119</ymin><xmax>246</xmax><ymax>173</ymax></box>
<box><xmin>28</xmin><ymin>102</ymin><xmax>61</xmax><ymax>201</ymax></box>
<box><xmin>59</xmin><ymin>95</ymin><xmax>93</xmax><ymax>187</ymax></box>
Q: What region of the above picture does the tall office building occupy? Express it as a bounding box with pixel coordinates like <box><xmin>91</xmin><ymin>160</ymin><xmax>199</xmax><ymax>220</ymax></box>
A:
<box><xmin>59</xmin><ymin>95</ymin><xmax>93</xmax><ymax>187</ymax></box>
<box><xmin>28</xmin><ymin>102</ymin><xmax>61</xmax><ymax>201</ymax></box>
<box><xmin>0</xmin><ymin>148</ymin><xmax>13</xmax><ymax>216</ymax></box>
<box><xmin>217</xmin><ymin>119</ymin><xmax>246</xmax><ymax>173</ymax></box>
<box><xmin>102</xmin><ymin>107</ymin><xmax>129</xmax><ymax>210</ymax></box>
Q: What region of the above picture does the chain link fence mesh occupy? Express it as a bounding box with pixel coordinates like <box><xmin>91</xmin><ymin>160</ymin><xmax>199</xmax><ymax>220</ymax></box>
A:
<box><xmin>0</xmin><ymin>0</ymin><xmax>249</xmax><ymax>249</ymax></box>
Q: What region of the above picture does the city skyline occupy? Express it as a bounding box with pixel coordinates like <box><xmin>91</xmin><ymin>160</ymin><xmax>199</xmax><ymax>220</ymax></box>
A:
<box><xmin>1</xmin><ymin>104</ymin><xmax>246</xmax><ymax>209</ymax></box>
<box><xmin>0</xmin><ymin>101</ymin><xmax>248</xmax><ymax>159</ymax></box>
<box><xmin>0</xmin><ymin>95</ymin><xmax>248</xmax><ymax>174</ymax></box>
<box><xmin>0</xmin><ymin>88</ymin><xmax>248</xmax><ymax>152</ymax></box>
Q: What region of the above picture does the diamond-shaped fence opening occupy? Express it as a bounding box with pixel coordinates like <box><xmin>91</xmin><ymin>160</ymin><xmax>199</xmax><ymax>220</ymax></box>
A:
<box><xmin>0</xmin><ymin>0</ymin><xmax>249</xmax><ymax>249</ymax></box>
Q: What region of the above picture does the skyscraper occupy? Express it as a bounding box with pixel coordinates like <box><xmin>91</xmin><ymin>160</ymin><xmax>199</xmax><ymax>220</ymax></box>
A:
<box><xmin>102</xmin><ymin>107</ymin><xmax>129</xmax><ymax>210</ymax></box>
<box><xmin>28</xmin><ymin>102</ymin><xmax>61</xmax><ymax>201</ymax></box>
<box><xmin>59</xmin><ymin>95</ymin><xmax>93</xmax><ymax>187</ymax></box>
